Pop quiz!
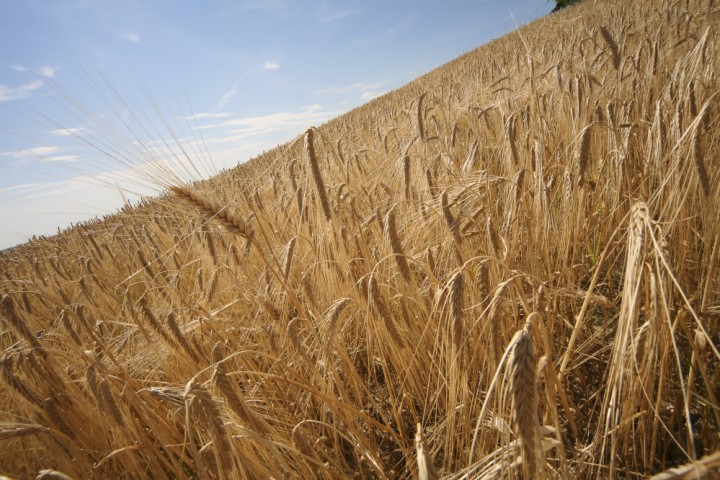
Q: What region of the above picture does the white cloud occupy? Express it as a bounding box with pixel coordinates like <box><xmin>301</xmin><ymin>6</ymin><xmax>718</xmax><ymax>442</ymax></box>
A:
<box><xmin>0</xmin><ymin>146</ymin><xmax>78</xmax><ymax>164</ymax></box>
<box><xmin>124</xmin><ymin>32</ymin><xmax>141</xmax><ymax>43</ymax></box>
<box><xmin>179</xmin><ymin>112</ymin><xmax>231</xmax><ymax>121</ymax></box>
<box><xmin>200</xmin><ymin>104</ymin><xmax>340</xmax><ymax>145</ymax></box>
<box><xmin>262</xmin><ymin>62</ymin><xmax>280</xmax><ymax>70</ymax></box>
<box><xmin>51</xmin><ymin>127</ymin><xmax>90</xmax><ymax>137</ymax></box>
<box><xmin>0</xmin><ymin>80</ymin><xmax>45</xmax><ymax>103</ymax></box>
<box><xmin>314</xmin><ymin>82</ymin><xmax>383</xmax><ymax>95</ymax></box>
<box><xmin>37</xmin><ymin>66</ymin><xmax>57</xmax><ymax>78</ymax></box>
<box><xmin>0</xmin><ymin>183</ymin><xmax>47</xmax><ymax>197</ymax></box>
<box><xmin>11</xmin><ymin>65</ymin><xmax>28</xmax><ymax>72</ymax></box>
<box><xmin>215</xmin><ymin>85</ymin><xmax>238</xmax><ymax>110</ymax></box>
<box><xmin>361</xmin><ymin>91</ymin><xmax>386</xmax><ymax>100</ymax></box>
<box><xmin>317</xmin><ymin>8</ymin><xmax>358</xmax><ymax>23</ymax></box>
<box><xmin>240</xmin><ymin>0</ymin><xmax>286</xmax><ymax>11</ymax></box>
<box><xmin>1</xmin><ymin>146</ymin><xmax>62</xmax><ymax>158</ymax></box>
<box><xmin>41</xmin><ymin>155</ymin><xmax>81</xmax><ymax>163</ymax></box>
<box><xmin>0</xmin><ymin>168</ymin><xmax>158</xmax><ymax>249</ymax></box>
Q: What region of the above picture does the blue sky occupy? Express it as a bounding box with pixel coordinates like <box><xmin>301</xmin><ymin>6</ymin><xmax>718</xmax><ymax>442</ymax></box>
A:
<box><xmin>0</xmin><ymin>0</ymin><xmax>551</xmax><ymax>249</ymax></box>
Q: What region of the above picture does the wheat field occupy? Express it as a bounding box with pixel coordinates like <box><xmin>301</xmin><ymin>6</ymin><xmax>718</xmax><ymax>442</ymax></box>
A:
<box><xmin>1</xmin><ymin>0</ymin><xmax>719</xmax><ymax>478</ymax></box>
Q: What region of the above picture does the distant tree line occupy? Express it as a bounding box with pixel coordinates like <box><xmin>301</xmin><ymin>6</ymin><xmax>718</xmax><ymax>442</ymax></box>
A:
<box><xmin>552</xmin><ymin>0</ymin><xmax>582</xmax><ymax>12</ymax></box>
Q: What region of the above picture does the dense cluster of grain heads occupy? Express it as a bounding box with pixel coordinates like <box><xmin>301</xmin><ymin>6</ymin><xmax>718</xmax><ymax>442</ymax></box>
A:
<box><xmin>1</xmin><ymin>0</ymin><xmax>720</xmax><ymax>478</ymax></box>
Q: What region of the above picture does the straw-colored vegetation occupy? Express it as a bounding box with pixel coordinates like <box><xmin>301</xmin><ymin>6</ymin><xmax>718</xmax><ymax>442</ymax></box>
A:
<box><xmin>2</xmin><ymin>0</ymin><xmax>719</xmax><ymax>478</ymax></box>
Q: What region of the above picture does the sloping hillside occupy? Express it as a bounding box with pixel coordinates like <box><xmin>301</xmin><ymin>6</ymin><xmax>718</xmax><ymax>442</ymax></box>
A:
<box><xmin>1</xmin><ymin>0</ymin><xmax>719</xmax><ymax>478</ymax></box>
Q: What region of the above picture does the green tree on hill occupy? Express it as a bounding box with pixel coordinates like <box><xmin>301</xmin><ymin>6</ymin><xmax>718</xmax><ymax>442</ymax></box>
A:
<box><xmin>552</xmin><ymin>0</ymin><xmax>582</xmax><ymax>12</ymax></box>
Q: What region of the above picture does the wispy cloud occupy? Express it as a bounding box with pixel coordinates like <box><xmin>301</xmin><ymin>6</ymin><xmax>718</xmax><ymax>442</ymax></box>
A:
<box><xmin>317</xmin><ymin>8</ymin><xmax>359</xmax><ymax>23</ymax></box>
<box><xmin>1</xmin><ymin>146</ymin><xmax>62</xmax><ymax>158</ymax></box>
<box><xmin>0</xmin><ymin>165</ymin><xmax>162</xmax><ymax>249</ymax></box>
<box><xmin>40</xmin><ymin>155</ymin><xmax>80</xmax><ymax>163</ymax></box>
<box><xmin>1</xmin><ymin>146</ymin><xmax>79</xmax><ymax>164</ymax></box>
<box><xmin>37</xmin><ymin>66</ymin><xmax>58</xmax><ymax>78</ymax></box>
<box><xmin>262</xmin><ymin>62</ymin><xmax>280</xmax><ymax>70</ymax></box>
<box><xmin>215</xmin><ymin>85</ymin><xmax>238</xmax><ymax>111</ymax></box>
<box><xmin>179</xmin><ymin>112</ymin><xmax>231</xmax><ymax>121</ymax></box>
<box><xmin>51</xmin><ymin>127</ymin><xmax>90</xmax><ymax>137</ymax></box>
<box><xmin>361</xmin><ymin>90</ymin><xmax>385</xmax><ymax>100</ymax></box>
<box><xmin>200</xmin><ymin>104</ymin><xmax>340</xmax><ymax>144</ymax></box>
<box><xmin>239</xmin><ymin>0</ymin><xmax>286</xmax><ymax>12</ymax></box>
<box><xmin>0</xmin><ymin>183</ymin><xmax>48</xmax><ymax>197</ymax></box>
<box><xmin>314</xmin><ymin>82</ymin><xmax>384</xmax><ymax>95</ymax></box>
<box><xmin>123</xmin><ymin>32</ymin><xmax>141</xmax><ymax>43</ymax></box>
<box><xmin>11</xmin><ymin>65</ymin><xmax>28</xmax><ymax>72</ymax></box>
<box><xmin>0</xmin><ymin>80</ymin><xmax>45</xmax><ymax>103</ymax></box>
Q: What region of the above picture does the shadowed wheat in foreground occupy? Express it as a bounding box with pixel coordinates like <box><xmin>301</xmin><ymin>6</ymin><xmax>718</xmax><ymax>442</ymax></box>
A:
<box><xmin>1</xmin><ymin>0</ymin><xmax>720</xmax><ymax>478</ymax></box>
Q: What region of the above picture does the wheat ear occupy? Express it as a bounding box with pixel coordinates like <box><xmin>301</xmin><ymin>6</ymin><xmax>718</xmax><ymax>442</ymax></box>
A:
<box><xmin>576</xmin><ymin>124</ymin><xmax>592</xmax><ymax>187</ymax></box>
<box><xmin>171</xmin><ymin>185</ymin><xmax>253</xmax><ymax>239</ymax></box>
<box><xmin>448</xmin><ymin>270</ymin><xmax>464</xmax><ymax>350</ymax></box>
<box><xmin>368</xmin><ymin>275</ymin><xmax>404</xmax><ymax>348</ymax></box>
<box><xmin>600</xmin><ymin>26</ymin><xmax>621</xmax><ymax>69</ymax></box>
<box><xmin>509</xmin><ymin>323</ymin><xmax>541</xmax><ymax>479</ymax></box>
<box><xmin>415</xmin><ymin>423</ymin><xmax>439</xmax><ymax>480</ymax></box>
<box><xmin>0</xmin><ymin>422</ymin><xmax>48</xmax><ymax>441</ymax></box>
<box><xmin>384</xmin><ymin>208</ymin><xmax>412</xmax><ymax>284</ymax></box>
<box><xmin>305</xmin><ymin>128</ymin><xmax>333</xmax><ymax>221</ymax></box>
<box><xmin>417</xmin><ymin>93</ymin><xmax>427</xmax><ymax>141</ymax></box>
<box><xmin>692</xmin><ymin>111</ymin><xmax>710</xmax><ymax>197</ymax></box>
<box><xmin>36</xmin><ymin>470</ymin><xmax>76</xmax><ymax>480</ymax></box>
<box><xmin>403</xmin><ymin>155</ymin><xmax>412</xmax><ymax>201</ymax></box>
